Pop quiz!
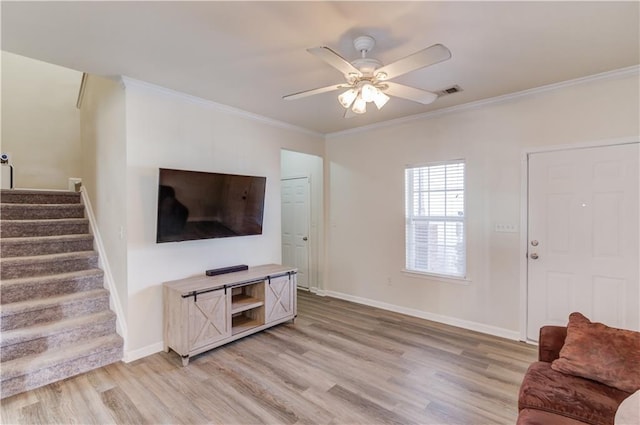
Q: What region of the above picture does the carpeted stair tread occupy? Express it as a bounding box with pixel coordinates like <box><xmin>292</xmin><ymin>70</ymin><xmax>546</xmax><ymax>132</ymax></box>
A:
<box><xmin>0</xmin><ymin>310</ymin><xmax>116</xmax><ymax>347</ymax></box>
<box><xmin>1</xmin><ymin>333</ymin><xmax>122</xmax><ymax>379</ymax></box>
<box><xmin>0</xmin><ymin>288</ymin><xmax>109</xmax><ymax>317</ymax></box>
<box><xmin>0</xmin><ymin>334</ymin><xmax>123</xmax><ymax>399</ymax></box>
<box><xmin>0</xmin><ymin>269</ymin><xmax>104</xmax><ymax>304</ymax></box>
<box><xmin>0</xmin><ymin>311</ymin><xmax>116</xmax><ymax>362</ymax></box>
<box><xmin>0</xmin><ymin>234</ymin><xmax>94</xmax><ymax>258</ymax></box>
<box><xmin>0</xmin><ymin>189</ymin><xmax>81</xmax><ymax>205</ymax></box>
<box><xmin>0</xmin><ymin>203</ymin><xmax>85</xmax><ymax>220</ymax></box>
<box><xmin>0</xmin><ymin>234</ymin><xmax>92</xmax><ymax>245</ymax></box>
<box><xmin>0</xmin><ymin>218</ymin><xmax>89</xmax><ymax>237</ymax></box>
<box><xmin>0</xmin><ymin>289</ymin><xmax>110</xmax><ymax>331</ymax></box>
<box><xmin>0</xmin><ymin>250</ymin><xmax>98</xmax><ymax>279</ymax></box>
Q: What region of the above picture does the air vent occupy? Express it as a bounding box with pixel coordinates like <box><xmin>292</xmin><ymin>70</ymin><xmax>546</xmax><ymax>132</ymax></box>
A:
<box><xmin>436</xmin><ymin>85</ymin><xmax>463</xmax><ymax>97</ymax></box>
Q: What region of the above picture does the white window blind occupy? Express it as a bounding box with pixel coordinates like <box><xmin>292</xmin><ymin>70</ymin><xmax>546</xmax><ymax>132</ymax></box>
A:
<box><xmin>405</xmin><ymin>161</ymin><xmax>466</xmax><ymax>277</ymax></box>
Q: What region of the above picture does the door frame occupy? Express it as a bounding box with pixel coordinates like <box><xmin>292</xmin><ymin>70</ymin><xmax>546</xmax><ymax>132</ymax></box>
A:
<box><xmin>519</xmin><ymin>137</ymin><xmax>639</xmax><ymax>342</ymax></box>
<box><xmin>281</xmin><ymin>175</ymin><xmax>312</xmax><ymax>289</ymax></box>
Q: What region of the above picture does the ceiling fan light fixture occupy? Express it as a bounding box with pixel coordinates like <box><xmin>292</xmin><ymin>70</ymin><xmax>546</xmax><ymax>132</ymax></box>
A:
<box><xmin>360</xmin><ymin>83</ymin><xmax>378</xmax><ymax>102</ymax></box>
<box><xmin>375</xmin><ymin>71</ymin><xmax>388</xmax><ymax>81</ymax></box>
<box><xmin>338</xmin><ymin>88</ymin><xmax>358</xmax><ymax>108</ymax></box>
<box><xmin>352</xmin><ymin>96</ymin><xmax>367</xmax><ymax>114</ymax></box>
<box><xmin>373</xmin><ymin>90</ymin><xmax>390</xmax><ymax>109</ymax></box>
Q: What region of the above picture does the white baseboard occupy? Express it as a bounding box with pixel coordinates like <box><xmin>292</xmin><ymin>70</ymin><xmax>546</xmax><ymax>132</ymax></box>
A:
<box><xmin>309</xmin><ymin>286</ymin><xmax>327</xmax><ymax>296</ymax></box>
<box><xmin>124</xmin><ymin>342</ymin><xmax>164</xmax><ymax>363</ymax></box>
<box><xmin>322</xmin><ymin>290</ymin><xmax>521</xmax><ymax>341</ymax></box>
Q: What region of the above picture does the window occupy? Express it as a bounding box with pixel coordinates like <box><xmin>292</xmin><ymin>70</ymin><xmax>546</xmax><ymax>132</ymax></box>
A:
<box><xmin>405</xmin><ymin>160</ymin><xmax>466</xmax><ymax>278</ymax></box>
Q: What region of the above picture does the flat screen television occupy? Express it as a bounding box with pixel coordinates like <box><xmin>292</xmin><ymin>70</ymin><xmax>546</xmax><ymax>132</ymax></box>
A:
<box><xmin>156</xmin><ymin>168</ymin><xmax>266</xmax><ymax>243</ymax></box>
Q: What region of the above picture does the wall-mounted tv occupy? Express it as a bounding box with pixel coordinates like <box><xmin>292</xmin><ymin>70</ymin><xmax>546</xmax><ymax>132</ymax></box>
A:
<box><xmin>156</xmin><ymin>168</ymin><xmax>266</xmax><ymax>243</ymax></box>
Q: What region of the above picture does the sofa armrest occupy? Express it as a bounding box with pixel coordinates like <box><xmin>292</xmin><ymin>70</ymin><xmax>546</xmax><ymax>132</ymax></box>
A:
<box><xmin>538</xmin><ymin>326</ymin><xmax>567</xmax><ymax>362</ymax></box>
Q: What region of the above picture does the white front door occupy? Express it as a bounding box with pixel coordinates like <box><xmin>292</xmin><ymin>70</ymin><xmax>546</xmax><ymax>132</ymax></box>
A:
<box><xmin>281</xmin><ymin>177</ymin><xmax>310</xmax><ymax>289</ymax></box>
<box><xmin>527</xmin><ymin>143</ymin><xmax>639</xmax><ymax>341</ymax></box>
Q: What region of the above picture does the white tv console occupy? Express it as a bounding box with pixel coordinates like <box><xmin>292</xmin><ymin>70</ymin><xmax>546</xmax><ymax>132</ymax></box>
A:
<box><xmin>163</xmin><ymin>264</ymin><xmax>297</xmax><ymax>366</ymax></box>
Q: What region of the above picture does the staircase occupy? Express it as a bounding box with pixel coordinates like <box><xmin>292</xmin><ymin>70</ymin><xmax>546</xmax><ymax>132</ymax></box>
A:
<box><xmin>0</xmin><ymin>189</ymin><xmax>123</xmax><ymax>399</ymax></box>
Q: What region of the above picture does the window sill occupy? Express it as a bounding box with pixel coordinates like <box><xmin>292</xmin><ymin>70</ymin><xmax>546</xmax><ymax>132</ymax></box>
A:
<box><xmin>401</xmin><ymin>269</ymin><xmax>471</xmax><ymax>285</ymax></box>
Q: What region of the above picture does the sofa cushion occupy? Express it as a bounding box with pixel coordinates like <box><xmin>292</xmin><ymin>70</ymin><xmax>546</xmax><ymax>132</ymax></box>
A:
<box><xmin>517</xmin><ymin>408</ymin><xmax>589</xmax><ymax>425</ymax></box>
<box><xmin>551</xmin><ymin>312</ymin><xmax>640</xmax><ymax>393</ymax></box>
<box><xmin>519</xmin><ymin>362</ymin><xmax>629</xmax><ymax>425</ymax></box>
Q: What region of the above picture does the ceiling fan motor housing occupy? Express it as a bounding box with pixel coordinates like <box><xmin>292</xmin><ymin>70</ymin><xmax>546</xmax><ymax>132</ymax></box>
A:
<box><xmin>350</xmin><ymin>35</ymin><xmax>382</xmax><ymax>77</ymax></box>
<box><xmin>351</xmin><ymin>58</ymin><xmax>382</xmax><ymax>76</ymax></box>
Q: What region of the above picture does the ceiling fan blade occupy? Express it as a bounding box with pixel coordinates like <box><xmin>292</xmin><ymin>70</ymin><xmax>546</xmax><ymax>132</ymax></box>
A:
<box><xmin>375</xmin><ymin>44</ymin><xmax>451</xmax><ymax>80</ymax></box>
<box><xmin>283</xmin><ymin>84</ymin><xmax>346</xmax><ymax>100</ymax></box>
<box><xmin>307</xmin><ymin>46</ymin><xmax>363</xmax><ymax>78</ymax></box>
<box><xmin>383</xmin><ymin>82</ymin><xmax>439</xmax><ymax>105</ymax></box>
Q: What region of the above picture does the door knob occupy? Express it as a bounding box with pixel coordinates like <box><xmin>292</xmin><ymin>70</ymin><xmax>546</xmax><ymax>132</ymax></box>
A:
<box><xmin>530</xmin><ymin>253</ymin><xmax>539</xmax><ymax>260</ymax></box>
<box><xmin>302</xmin><ymin>237</ymin><xmax>308</xmax><ymax>241</ymax></box>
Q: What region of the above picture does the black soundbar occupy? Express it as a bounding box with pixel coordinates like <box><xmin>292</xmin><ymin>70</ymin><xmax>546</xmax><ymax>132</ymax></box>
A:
<box><xmin>205</xmin><ymin>264</ymin><xmax>249</xmax><ymax>277</ymax></box>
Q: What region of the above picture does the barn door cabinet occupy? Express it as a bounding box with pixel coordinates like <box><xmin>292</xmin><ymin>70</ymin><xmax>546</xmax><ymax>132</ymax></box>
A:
<box><xmin>163</xmin><ymin>264</ymin><xmax>297</xmax><ymax>366</ymax></box>
<box><xmin>265</xmin><ymin>274</ymin><xmax>295</xmax><ymax>323</ymax></box>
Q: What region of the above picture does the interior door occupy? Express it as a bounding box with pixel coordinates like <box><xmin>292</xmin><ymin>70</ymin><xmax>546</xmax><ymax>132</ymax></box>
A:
<box><xmin>527</xmin><ymin>143</ymin><xmax>639</xmax><ymax>341</ymax></box>
<box><xmin>281</xmin><ymin>177</ymin><xmax>310</xmax><ymax>289</ymax></box>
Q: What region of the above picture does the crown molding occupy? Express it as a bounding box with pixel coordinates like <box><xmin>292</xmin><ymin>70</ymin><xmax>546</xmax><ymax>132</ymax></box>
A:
<box><xmin>120</xmin><ymin>76</ymin><xmax>323</xmax><ymax>139</ymax></box>
<box><xmin>326</xmin><ymin>65</ymin><xmax>640</xmax><ymax>139</ymax></box>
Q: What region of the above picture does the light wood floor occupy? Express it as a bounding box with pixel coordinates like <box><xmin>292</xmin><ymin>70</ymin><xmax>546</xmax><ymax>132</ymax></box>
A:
<box><xmin>1</xmin><ymin>291</ymin><xmax>536</xmax><ymax>424</ymax></box>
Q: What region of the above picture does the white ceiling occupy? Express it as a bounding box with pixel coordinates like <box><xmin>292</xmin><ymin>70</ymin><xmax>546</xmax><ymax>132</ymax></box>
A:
<box><xmin>2</xmin><ymin>1</ymin><xmax>639</xmax><ymax>135</ymax></box>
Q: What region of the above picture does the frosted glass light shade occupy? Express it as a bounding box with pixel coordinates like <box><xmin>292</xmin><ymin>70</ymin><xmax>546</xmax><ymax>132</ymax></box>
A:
<box><xmin>373</xmin><ymin>91</ymin><xmax>390</xmax><ymax>109</ymax></box>
<box><xmin>360</xmin><ymin>83</ymin><xmax>377</xmax><ymax>102</ymax></box>
<box><xmin>338</xmin><ymin>89</ymin><xmax>357</xmax><ymax>108</ymax></box>
<box><xmin>352</xmin><ymin>96</ymin><xmax>367</xmax><ymax>114</ymax></box>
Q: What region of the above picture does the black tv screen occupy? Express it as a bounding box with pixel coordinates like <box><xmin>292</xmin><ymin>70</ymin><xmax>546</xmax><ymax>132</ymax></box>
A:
<box><xmin>156</xmin><ymin>168</ymin><xmax>266</xmax><ymax>243</ymax></box>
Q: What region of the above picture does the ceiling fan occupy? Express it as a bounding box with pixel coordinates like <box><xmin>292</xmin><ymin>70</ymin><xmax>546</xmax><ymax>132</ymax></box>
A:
<box><xmin>283</xmin><ymin>35</ymin><xmax>452</xmax><ymax>117</ymax></box>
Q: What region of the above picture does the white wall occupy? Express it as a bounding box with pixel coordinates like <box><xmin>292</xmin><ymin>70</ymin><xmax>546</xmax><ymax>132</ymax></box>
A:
<box><xmin>325</xmin><ymin>70</ymin><xmax>640</xmax><ymax>337</ymax></box>
<box><xmin>281</xmin><ymin>149</ymin><xmax>324</xmax><ymax>290</ymax></box>
<box><xmin>123</xmin><ymin>80</ymin><xmax>324</xmax><ymax>357</ymax></box>
<box><xmin>79</xmin><ymin>75</ymin><xmax>128</xmax><ymax>332</ymax></box>
<box><xmin>1</xmin><ymin>51</ymin><xmax>82</xmax><ymax>189</ymax></box>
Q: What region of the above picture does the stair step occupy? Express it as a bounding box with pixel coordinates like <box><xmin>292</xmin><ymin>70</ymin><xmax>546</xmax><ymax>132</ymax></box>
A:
<box><xmin>0</xmin><ymin>189</ymin><xmax>81</xmax><ymax>205</ymax></box>
<box><xmin>0</xmin><ymin>333</ymin><xmax>123</xmax><ymax>399</ymax></box>
<box><xmin>0</xmin><ymin>234</ymin><xmax>94</xmax><ymax>258</ymax></box>
<box><xmin>0</xmin><ymin>189</ymin><xmax>121</xmax><ymax>399</ymax></box>
<box><xmin>0</xmin><ymin>218</ymin><xmax>89</xmax><ymax>238</ymax></box>
<box><xmin>0</xmin><ymin>251</ymin><xmax>98</xmax><ymax>280</ymax></box>
<box><xmin>0</xmin><ymin>288</ymin><xmax>110</xmax><ymax>331</ymax></box>
<box><xmin>0</xmin><ymin>269</ymin><xmax>104</xmax><ymax>305</ymax></box>
<box><xmin>1</xmin><ymin>311</ymin><xmax>117</xmax><ymax>362</ymax></box>
<box><xmin>0</xmin><ymin>203</ymin><xmax>85</xmax><ymax>220</ymax></box>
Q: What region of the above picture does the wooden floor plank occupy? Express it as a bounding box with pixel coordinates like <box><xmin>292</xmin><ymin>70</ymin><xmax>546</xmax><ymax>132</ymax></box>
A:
<box><xmin>0</xmin><ymin>290</ymin><xmax>536</xmax><ymax>424</ymax></box>
<box><xmin>18</xmin><ymin>402</ymin><xmax>51</xmax><ymax>424</ymax></box>
<box><xmin>99</xmin><ymin>386</ymin><xmax>145</xmax><ymax>424</ymax></box>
